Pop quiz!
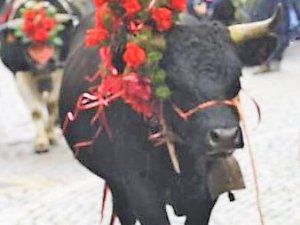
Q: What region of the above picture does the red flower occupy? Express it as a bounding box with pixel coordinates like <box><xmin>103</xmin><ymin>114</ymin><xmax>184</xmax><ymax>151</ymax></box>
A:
<box><xmin>33</xmin><ymin>29</ymin><xmax>49</xmax><ymax>42</ymax></box>
<box><xmin>170</xmin><ymin>0</ymin><xmax>186</xmax><ymax>11</ymax></box>
<box><xmin>85</xmin><ymin>26</ymin><xmax>109</xmax><ymax>47</ymax></box>
<box><xmin>123</xmin><ymin>73</ymin><xmax>153</xmax><ymax>117</ymax></box>
<box><xmin>23</xmin><ymin>10</ymin><xmax>36</xmax><ymax>21</ymax></box>
<box><xmin>122</xmin><ymin>0</ymin><xmax>141</xmax><ymax>15</ymax></box>
<box><xmin>98</xmin><ymin>73</ymin><xmax>153</xmax><ymax>117</ymax></box>
<box><xmin>39</xmin><ymin>8</ymin><xmax>46</xmax><ymax>17</ymax></box>
<box><xmin>123</xmin><ymin>42</ymin><xmax>146</xmax><ymax>68</ymax></box>
<box><xmin>23</xmin><ymin>21</ymin><xmax>34</xmax><ymax>33</ymax></box>
<box><xmin>94</xmin><ymin>0</ymin><xmax>107</xmax><ymax>8</ymax></box>
<box><xmin>94</xmin><ymin>4</ymin><xmax>113</xmax><ymax>27</ymax></box>
<box><xmin>21</xmin><ymin>7</ymin><xmax>59</xmax><ymax>43</ymax></box>
<box><xmin>151</xmin><ymin>7</ymin><xmax>173</xmax><ymax>31</ymax></box>
<box><xmin>43</xmin><ymin>17</ymin><xmax>56</xmax><ymax>31</ymax></box>
<box><xmin>100</xmin><ymin>75</ymin><xmax>123</xmax><ymax>95</ymax></box>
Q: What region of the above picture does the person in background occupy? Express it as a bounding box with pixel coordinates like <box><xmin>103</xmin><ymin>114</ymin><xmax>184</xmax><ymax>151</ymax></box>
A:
<box><xmin>187</xmin><ymin>0</ymin><xmax>235</xmax><ymax>25</ymax></box>
<box><xmin>287</xmin><ymin>0</ymin><xmax>300</xmax><ymax>39</ymax></box>
<box><xmin>0</xmin><ymin>0</ymin><xmax>13</xmax><ymax>24</ymax></box>
<box><xmin>187</xmin><ymin>0</ymin><xmax>210</xmax><ymax>18</ymax></box>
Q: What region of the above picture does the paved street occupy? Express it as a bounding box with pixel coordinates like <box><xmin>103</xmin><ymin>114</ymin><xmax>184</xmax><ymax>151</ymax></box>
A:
<box><xmin>0</xmin><ymin>42</ymin><xmax>300</xmax><ymax>225</ymax></box>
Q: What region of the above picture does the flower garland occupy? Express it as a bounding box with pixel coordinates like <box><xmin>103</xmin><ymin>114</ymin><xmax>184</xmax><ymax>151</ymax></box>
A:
<box><xmin>62</xmin><ymin>0</ymin><xmax>186</xmax><ymax>173</ymax></box>
<box><xmin>84</xmin><ymin>0</ymin><xmax>186</xmax><ymax>117</ymax></box>
<box><xmin>12</xmin><ymin>1</ymin><xmax>65</xmax><ymax>46</ymax></box>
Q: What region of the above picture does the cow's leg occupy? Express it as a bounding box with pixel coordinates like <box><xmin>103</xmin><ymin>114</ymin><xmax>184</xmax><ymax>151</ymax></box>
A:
<box><xmin>185</xmin><ymin>197</ymin><xmax>217</xmax><ymax>225</ymax></box>
<box><xmin>112</xmin><ymin>177</ymin><xmax>170</xmax><ymax>225</ymax></box>
<box><xmin>111</xmin><ymin>186</ymin><xmax>136</xmax><ymax>225</ymax></box>
<box><xmin>16</xmin><ymin>71</ymin><xmax>49</xmax><ymax>153</ymax></box>
<box><xmin>46</xmin><ymin>68</ymin><xmax>63</xmax><ymax>145</ymax></box>
<box><xmin>268</xmin><ymin>34</ymin><xmax>290</xmax><ymax>71</ymax></box>
<box><xmin>46</xmin><ymin>101</ymin><xmax>58</xmax><ymax>145</ymax></box>
<box><xmin>255</xmin><ymin>34</ymin><xmax>290</xmax><ymax>74</ymax></box>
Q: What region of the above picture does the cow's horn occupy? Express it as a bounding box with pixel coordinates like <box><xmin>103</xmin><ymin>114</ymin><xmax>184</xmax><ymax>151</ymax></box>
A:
<box><xmin>0</xmin><ymin>18</ymin><xmax>23</xmax><ymax>32</ymax></box>
<box><xmin>55</xmin><ymin>14</ymin><xmax>79</xmax><ymax>26</ymax></box>
<box><xmin>228</xmin><ymin>3</ymin><xmax>283</xmax><ymax>43</ymax></box>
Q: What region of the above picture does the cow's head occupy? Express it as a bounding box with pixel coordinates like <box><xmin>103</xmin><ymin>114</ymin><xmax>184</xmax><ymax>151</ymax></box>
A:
<box><xmin>159</xmin><ymin>5</ymin><xmax>282</xmax><ymax>197</ymax></box>
<box><xmin>1</xmin><ymin>0</ymin><xmax>78</xmax><ymax>74</ymax></box>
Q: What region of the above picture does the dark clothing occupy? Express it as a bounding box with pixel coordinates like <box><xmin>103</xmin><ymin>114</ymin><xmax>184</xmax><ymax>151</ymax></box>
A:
<box><xmin>187</xmin><ymin>0</ymin><xmax>216</xmax><ymax>17</ymax></box>
<box><xmin>287</xmin><ymin>0</ymin><xmax>300</xmax><ymax>39</ymax></box>
<box><xmin>187</xmin><ymin>0</ymin><xmax>235</xmax><ymax>25</ymax></box>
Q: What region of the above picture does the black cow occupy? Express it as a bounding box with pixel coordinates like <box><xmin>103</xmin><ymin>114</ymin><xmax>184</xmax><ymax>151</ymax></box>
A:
<box><xmin>59</xmin><ymin>6</ymin><xmax>282</xmax><ymax>225</ymax></box>
<box><xmin>242</xmin><ymin>0</ymin><xmax>300</xmax><ymax>72</ymax></box>
<box><xmin>0</xmin><ymin>0</ymin><xmax>81</xmax><ymax>153</ymax></box>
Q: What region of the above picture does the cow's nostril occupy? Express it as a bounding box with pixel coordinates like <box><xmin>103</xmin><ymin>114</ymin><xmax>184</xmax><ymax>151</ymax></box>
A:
<box><xmin>210</xmin><ymin>130</ymin><xmax>220</xmax><ymax>142</ymax></box>
<box><xmin>207</xmin><ymin>127</ymin><xmax>243</xmax><ymax>150</ymax></box>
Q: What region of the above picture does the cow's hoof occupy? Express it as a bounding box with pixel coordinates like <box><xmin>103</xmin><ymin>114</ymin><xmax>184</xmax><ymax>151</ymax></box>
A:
<box><xmin>47</xmin><ymin>131</ymin><xmax>58</xmax><ymax>146</ymax></box>
<box><xmin>49</xmin><ymin>138</ymin><xmax>58</xmax><ymax>146</ymax></box>
<box><xmin>269</xmin><ymin>61</ymin><xmax>280</xmax><ymax>72</ymax></box>
<box><xmin>253</xmin><ymin>64</ymin><xmax>271</xmax><ymax>74</ymax></box>
<box><xmin>34</xmin><ymin>138</ymin><xmax>50</xmax><ymax>154</ymax></box>
<box><xmin>35</xmin><ymin>148</ymin><xmax>49</xmax><ymax>154</ymax></box>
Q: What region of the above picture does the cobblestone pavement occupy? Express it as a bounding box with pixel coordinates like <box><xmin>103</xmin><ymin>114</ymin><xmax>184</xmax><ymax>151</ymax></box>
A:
<box><xmin>0</xmin><ymin>42</ymin><xmax>300</xmax><ymax>225</ymax></box>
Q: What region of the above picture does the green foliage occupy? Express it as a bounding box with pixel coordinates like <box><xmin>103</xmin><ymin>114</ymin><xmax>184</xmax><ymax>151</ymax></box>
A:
<box><xmin>47</xmin><ymin>6</ymin><xmax>58</xmax><ymax>16</ymax></box>
<box><xmin>156</xmin><ymin>0</ymin><xmax>169</xmax><ymax>7</ymax></box>
<box><xmin>13</xmin><ymin>29</ymin><xmax>24</xmax><ymax>38</ymax></box>
<box><xmin>151</xmin><ymin>69</ymin><xmax>166</xmax><ymax>85</ymax></box>
<box><xmin>51</xmin><ymin>37</ymin><xmax>63</xmax><ymax>46</ymax></box>
<box><xmin>24</xmin><ymin>1</ymin><xmax>35</xmax><ymax>8</ymax></box>
<box><xmin>155</xmin><ymin>85</ymin><xmax>171</xmax><ymax>99</ymax></box>
<box><xmin>147</xmin><ymin>51</ymin><xmax>163</xmax><ymax>62</ymax></box>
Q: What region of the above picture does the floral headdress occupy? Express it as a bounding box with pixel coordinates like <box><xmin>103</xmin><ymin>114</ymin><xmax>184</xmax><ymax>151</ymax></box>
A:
<box><xmin>85</xmin><ymin>0</ymin><xmax>186</xmax><ymax>117</ymax></box>
<box><xmin>63</xmin><ymin>0</ymin><xmax>186</xmax><ymax>174</ymax></box>
<box><xmin>12</xmin><ymin>0</ymin><xmax>65</xmax><ymax>46</ymax></box>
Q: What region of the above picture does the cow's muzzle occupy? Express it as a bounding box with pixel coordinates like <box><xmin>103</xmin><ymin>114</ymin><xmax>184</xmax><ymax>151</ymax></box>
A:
<box><xmin>27</xmin><ymin>44</ymin><xmax>55</xmax><ymax>65</ymax></box>
<box><xmin>206</xmin><ymin>126</ymin><xmax>244</xmax><ymax>156</ymax></box>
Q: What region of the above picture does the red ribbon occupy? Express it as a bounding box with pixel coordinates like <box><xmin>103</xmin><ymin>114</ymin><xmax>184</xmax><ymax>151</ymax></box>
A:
<box><xmin>147</xmin><ymin>0</ymin><xmax>158</xmax><ymax>10</ymax></box>
<box><xmin>173</xmin><ymin>98</ymin><xmax>239</xmax><ymax>121</ymax></box>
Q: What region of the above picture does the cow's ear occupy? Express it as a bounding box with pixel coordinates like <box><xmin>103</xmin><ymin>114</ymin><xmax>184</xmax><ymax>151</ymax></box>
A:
<box><xmin>236</xmin><ymin>35</ymin><xmax>278</xmax><ymax>67</ymax></box>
